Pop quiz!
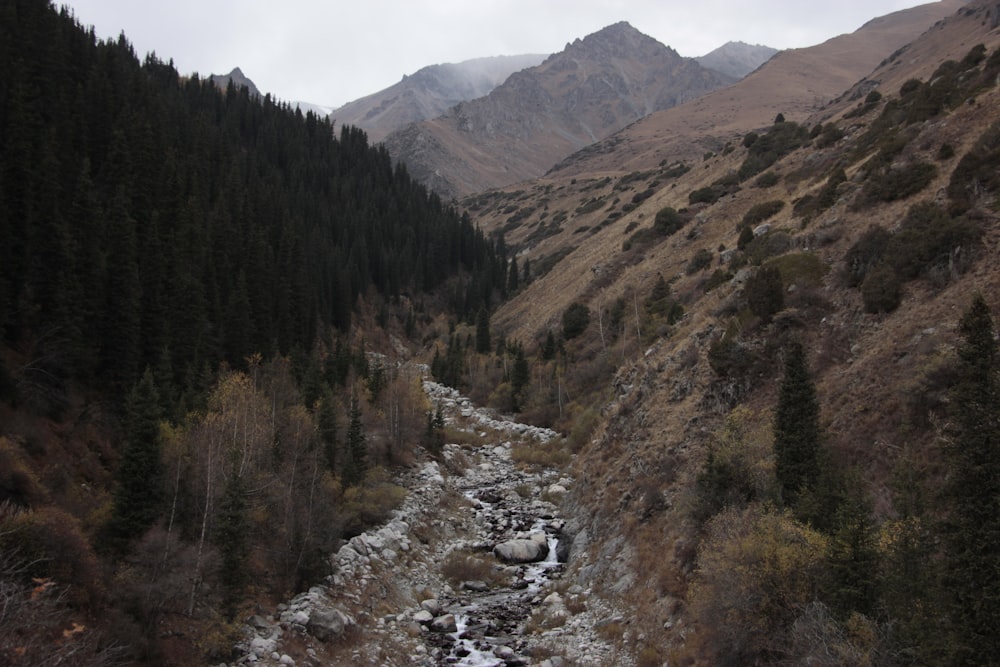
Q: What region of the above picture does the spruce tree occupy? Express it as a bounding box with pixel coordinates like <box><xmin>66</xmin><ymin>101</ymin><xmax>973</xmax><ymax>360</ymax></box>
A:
<box><xmin>773</xmin><ymin>340</ymin><xmax>821</xmax><ymax>506</ymax></box>
<box><xmin>108</xmin><ymin>368</ymin><xmax>163</xmax><ymax>547</ymax></box>
<box><xmin>343</xmin><ymin>396</ymin><xmax>367</xmax><ymax>487</ymax></box>
<box><xmin>475</xmin><ymin>306</ymin><xmax>491</xmax><ymax>354</ymax></box>
<box><xmin>939</xmin><ymin>293</ymin><xmax>1000</xmax><ymax>662</ymax></box>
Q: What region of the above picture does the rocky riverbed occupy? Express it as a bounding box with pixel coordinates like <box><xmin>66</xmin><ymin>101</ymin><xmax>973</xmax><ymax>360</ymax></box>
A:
<box><xmin>228</xmin><ymin>380</ymin><xmax>632</xmax><ymax>666</ymax></box>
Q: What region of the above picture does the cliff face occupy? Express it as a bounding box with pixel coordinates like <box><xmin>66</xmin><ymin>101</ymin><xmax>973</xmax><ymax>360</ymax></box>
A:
<box><xmin>383</xmin><ymin>22</ymin><xmax>735</xmax><ymax>199</ymax></box>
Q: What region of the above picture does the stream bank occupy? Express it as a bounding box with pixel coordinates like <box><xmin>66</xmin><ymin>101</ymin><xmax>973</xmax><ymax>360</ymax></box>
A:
<box><xmin>229</xmin><ymin>380</ymin><xmax>631</xmax><ymax>666</ymax></box>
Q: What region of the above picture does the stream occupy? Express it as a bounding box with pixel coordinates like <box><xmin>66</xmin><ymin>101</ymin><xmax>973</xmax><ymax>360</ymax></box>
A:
<box><xmin>231</xmin><ymin>379</ymin><xmax>624</xmax><ymax>666</ymax></box>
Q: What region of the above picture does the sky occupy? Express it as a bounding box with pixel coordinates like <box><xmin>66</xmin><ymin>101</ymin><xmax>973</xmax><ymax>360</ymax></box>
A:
<box><xmin>60</xmin><ymin>0</ymin><xmax>935</xmax><ymax>109</ymax></box>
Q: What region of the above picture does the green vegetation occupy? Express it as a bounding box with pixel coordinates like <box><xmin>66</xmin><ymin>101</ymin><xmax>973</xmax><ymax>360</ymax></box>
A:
<box><xmin>740</xmin><ymin>200</ymin><xmax>785</xmax><ymax>229</ymax></box>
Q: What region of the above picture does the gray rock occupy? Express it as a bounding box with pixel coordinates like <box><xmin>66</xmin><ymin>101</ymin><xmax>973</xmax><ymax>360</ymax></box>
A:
<box><xmin>306</xmin><ymin>608</ymin><xmax>351</xmax><ymax>642</ymax></box>
<box><xmin>493</xmin><ymin>534</ymin><xmax>548</xmax><ymax>563</ymax></box>
<box><xmin>413</xmin><ymin>610</ymin><xmax>434</xmax><ymax>624</ymax></box>
<box><xmin>430</xmin><ymin>613</ymin><xmax>458</xmax><ymax>633</ymax></box>
<box><xmin>462</xmin><ymin>580</ymin><xmax>489</xmax><ymax>592</ymax></box>
<box><xmin>419</xmin><ymin>598</ymin><xmax>442</xmax><ymax>615</ymax></box>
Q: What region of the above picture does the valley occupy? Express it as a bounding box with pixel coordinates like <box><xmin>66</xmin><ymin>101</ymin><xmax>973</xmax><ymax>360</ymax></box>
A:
<box><xmin>2</xmin><ymin>0</ymin><xmax>1000</xmax><ymax>665</ymax></box>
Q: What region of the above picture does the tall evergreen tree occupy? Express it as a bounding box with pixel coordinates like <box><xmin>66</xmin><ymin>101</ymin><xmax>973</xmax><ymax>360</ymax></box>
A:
<box><xmin>475</xmin><ymin>306</ymin><xmax>491</xmax><ymax>354</ymax></box>
<box><xmin>108</xmin><ymin>367</ymin><xmax>162</xmax><ymax>547</ymax></box>
<box><xmin>773</xmin><ymin>340</ymin><xmax>821</xmax><ymax>507</ymax></box>
<box><xmin>343</xmin><ymin>396</ymin><xmax>367</xmax><ymax>487</ymax></box>
<box><xmin>939</xmin><ymin>293</ymin><xmax>1000</xmax><ymax>663</ymax></box>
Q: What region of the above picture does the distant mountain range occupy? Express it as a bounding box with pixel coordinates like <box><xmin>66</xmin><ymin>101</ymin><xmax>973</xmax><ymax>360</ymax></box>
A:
<box><xmin>382</xmin><ymin>22</ymin><xmax>738</xmax><ymax>199</ymax></box>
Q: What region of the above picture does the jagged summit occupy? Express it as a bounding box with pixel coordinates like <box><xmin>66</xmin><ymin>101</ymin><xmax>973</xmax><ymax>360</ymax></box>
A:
<box><xmin>384</xmin><ymin>22</ymin><xmax>734</xmax><ymax>198</ymax></box>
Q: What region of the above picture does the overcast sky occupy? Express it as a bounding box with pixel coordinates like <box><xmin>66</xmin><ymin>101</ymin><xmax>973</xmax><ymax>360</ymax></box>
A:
<box><xmin>60</xmin><ymin>0</ymin><xmax>935</xmax><ymax>109</ymax></box>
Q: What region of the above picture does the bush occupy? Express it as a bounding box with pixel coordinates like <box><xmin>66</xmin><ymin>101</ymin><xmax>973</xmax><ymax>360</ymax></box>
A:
<box><xmin>686</xmin><ymin>248</ymin><xmax>714</xmax><ymax>275</ymax></box>
<box><xmin>890</xmin><ymin>202</ymin><xmax>981</xmax><ymax>281</ymax></box>
<box><xmin>844</xmin><ymin>226</ymin><xmax>892</xmax><ymax>288</ymax></box>
<box><xmin>737</xmin><ymin>120</ymin><xmax>809</xmax><ymax>182</ymax></box>
<box><xmin>689</xmin><ymin>186</ymin><xmax>720</xmax><ymax>205</ymax></box>
<box><xmin>745</xmin><ymin>265</ymin><xmax>784</xmax><ymax>322</ymax></box>
<box><xmin>947</xmin><ymin>118</ymin><xmax>1000</xmax><ymax>214</ymax></box>
<box><xmin>653</xmin><ymin>206</ymin><xmax>683</xmax><ymax>235</ymax></box>
<box><xmin>854</xmin><ymin>162</ymin><xmax>937</xmax><ymax>208</ymax></box>
<box><xmin>562</xmin><ymin>303</ymin><xmax>591</xmax><ymax>340</ymax></box>
<box><xmin>688</xmin><ymin>507</ymin><xmax>828</xmax><ymax>665</ymax></box>
<box><xmin>861</xmin><ymin>264</ymin><xmax>902</xmax><ymax>313</ymax></box>
<box><xmin>754</xmin><ymin>171</ymin><xmax>780</xmax><ymax>188</ymax></box>
<box><xmin>741</xmin><ymin>200</ymin><xmax>785</xmax><ymax>228</ymax></box>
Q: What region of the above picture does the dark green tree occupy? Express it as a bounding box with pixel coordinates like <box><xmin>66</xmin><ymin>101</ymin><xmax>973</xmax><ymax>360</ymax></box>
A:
<box><xmin>746</xmin><ymin>265</ymin><xmax>784</xmax><ymax>323</ymax></box>
<box><xmin>216</xmin><ymin>469</ymin><xmax>248</xmax><ymax>617</ymax></box>
<box><xmin>317</xmin><ymin>388</ymin><xmax>339</xmax><ymax>473</ymax></box>
<box><xmin>343</xmin><ymin>396</ymin><xmax>367</xmax><ymax>487</ymax></box>
<box><xmin>939</xmin><ymin>293</ymin><xmax>1000</xmax><ymax>663</ymax></box>
<box><xmin>475</xmin><ymin>306</ymin><xmax>491</xmax><ymax>354</ymax></box>
<box><xmin>108</xmin><ymin>368</ymin><xmax>162</xmax><ymax>547</ymax></box>
<box><xmin>773</xmin><ymin>341</ymin><xmax>821</xmax><ymax>507</ymax></box>
<box><xmin>562</xmin><ymin>302</ymin><xmax>590</xmax><ymax>340</ymax></box>
<box><xmin>822</xmin><ymin>472</ymin><xmax>879</xmax><ymax>619</ymax></box>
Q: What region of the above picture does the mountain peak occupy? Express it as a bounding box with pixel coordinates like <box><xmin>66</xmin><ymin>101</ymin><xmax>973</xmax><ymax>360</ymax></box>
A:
<box><xmin>696</xmin><ymin>41</ymin><xmax>779</xmax><ymax>79</ymax></box>
<box><xmin>565</xmin><ymin>21</ymin><xmax>678</xmax><ymax>60</ymax></box>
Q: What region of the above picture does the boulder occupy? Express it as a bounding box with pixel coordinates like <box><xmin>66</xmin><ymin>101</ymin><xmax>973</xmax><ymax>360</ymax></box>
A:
<box><xmin>493</xmin><ymin>534</ymin><xmax>548</xmax><ymax>563</ymax></box>
<box><xmin>306</xmin><ymin>607</ymin><xmax>351</xmax><ymax>642</ymax></box>
<box><xmin>419</xmin><ymin>598</ymin><xmax>442</xmax><ymax>615</ymax></box>
<box><xmin>430</xmin><ymin>613</ymin><xmax>458</xmax><ymax>633</ymax></box>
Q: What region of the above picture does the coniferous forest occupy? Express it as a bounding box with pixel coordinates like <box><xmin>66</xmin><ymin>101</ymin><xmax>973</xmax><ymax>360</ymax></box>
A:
<box><xmin>0</xmin><ymin>1</ymin><xmax>510</xmax><ymax>662</ymax></box>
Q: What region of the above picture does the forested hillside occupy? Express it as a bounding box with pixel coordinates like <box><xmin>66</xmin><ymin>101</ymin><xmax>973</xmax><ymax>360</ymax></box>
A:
<box><xmin>0</xmin><ymin>1</ymin><xmax>509</xmax><ymax>663</ymax></box>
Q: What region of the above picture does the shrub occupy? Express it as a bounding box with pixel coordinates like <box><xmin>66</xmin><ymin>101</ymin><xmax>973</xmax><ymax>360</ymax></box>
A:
<box><xmin>890</xmin><ymin>202</ymin><xmax>981</xmax><ymax>281</ymax></box>
<box><xmin>947</xmin><ymin>118</ymin><xmax>1000</xmax><ymax>214</ymax></box>
<box><xmin>653</xmin><ymin>206</ymin><xmax>683</xmax><ymax>235</ymax></box>
<box><xmin>737</xmin><ymin>120</ymin><xmax>809</xmax><ymax>182</ymax></box>
<box><xmin>754</xmin><ymin>171</ymin><xmax>780</xmax><ymax>188</ymax></box>
<box><xmin>854</xmin><ymin>162</ymin><xmax>937</xmax><ymax>208</ymax></box>
<box><xmin>686</xmin><ymin>249</ymin><xmax>714</xmax><ymax>275</ymax></box>
<box><xmin>689</xmin><ymin>186</ymin><xmax>720</xmax><ymax>205</ymax></box>
<box><xmin>861</xmin><ymin>264</ymin><xmax>902</xmax><ymax>313</ymax></box>
<box><xmin>844</xmin><ymin>226</ymin><xmax>892</xmax><ymax>288</ymax></box>
<box><xmin>745</xmin><ymin>266</ymin><xmax>784</xmax><ymax>322</ymax></box>
<box><xmin>562</xmin><ymin>303</ymin><xmax>590</xmax><ymax>340</ymax></box>
<box><xmin>741</xmin><ymin>200</ymin><xmax>785</xmax><ymax>228</ymax></box>
<box><xmin>688</xmin><ymin>507</ymin><xmax>828</xmax><ymax>665</ymax></box>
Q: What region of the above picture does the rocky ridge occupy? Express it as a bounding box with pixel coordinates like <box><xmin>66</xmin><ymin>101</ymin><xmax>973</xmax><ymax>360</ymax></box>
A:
<box><xmin>384</xmin><ymin>22</ymin><xmax>735</xmax><ymax>198</ymax></box>
<box><xmin>230</xmin><ymin>380</ymin><xmax>631</xmax><ymax>666</ymax></box>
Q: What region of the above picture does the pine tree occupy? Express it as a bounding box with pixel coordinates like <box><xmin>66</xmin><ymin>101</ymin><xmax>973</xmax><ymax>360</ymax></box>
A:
<box><xmin>343</xmin><ymin>396</ymin><xmax>367</xmax><ymax>487</ymax></box>
<box><xmin>475</xmin><ymin>306</ymin><xmax>491</xmax><ymax>354</ymax></box>
<box><xmin>773</xmin><ymin>340</ymin><xmax>821</xmax><ymax>507</ymax></box>
<box><xmin>108</xmin><ymin>368</ymin><xmax>163</xmax><ymax>548</ymax></box>
<box><xmin>939</xmin><ymin>293</ymin><xmax>1000</xmax><ymax>663</ymax></box>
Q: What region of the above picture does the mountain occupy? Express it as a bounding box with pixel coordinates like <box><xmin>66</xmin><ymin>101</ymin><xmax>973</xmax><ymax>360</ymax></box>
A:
<box><xmin>547</xmin><ymin>0</ymin><xmax>967</xmax><ymax>181</ymax></box>
<box><xmin>209</xmin><ymin>66</ymin><xmax>262</xmax><ymax>97</ymax></box>
<box><xmin>696</xmin><ymin>40</ymin><xmax>779</xmax><ymax>79</ymax></box>
<box><xmin>332</xmin><ymin>54</ymin><xmax>546</xmax><ymax>143</ymax></box>
<box><xmin>457</xmin><ymin>0</ymin><xmax>1000</xmax><ymax>662</ymax></box>
<box><xmin>383</xmin><ymin>22</ymin><xmax>737</xmax><ymax>199</ymax></box>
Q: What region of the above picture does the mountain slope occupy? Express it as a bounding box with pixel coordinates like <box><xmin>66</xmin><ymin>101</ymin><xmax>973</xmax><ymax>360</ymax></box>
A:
<box><xmin>332</xmin><ymin>54</ymin><xmax>546</xmax><ymax>143</ymax></box>
<box><xmin>460</xmin><ymin>0</ymin><xmax>1000</xmax><ymax>662</ymax></box>
<box><xmin>549</xmin><ymin>0</ymin><xmax>967</xmax><ymax>180</ymax></box>
<box><xmin>696</xmin><ymin>41</ymin><xmax>778</xmax><ymax>79</ymax></box>
<box><xmin>383</xmin><ymin>22</ymin><xmax>736</xmax><ymax>199</ymax></box>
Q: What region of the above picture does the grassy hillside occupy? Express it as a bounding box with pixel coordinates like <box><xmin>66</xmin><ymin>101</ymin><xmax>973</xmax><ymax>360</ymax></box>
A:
<box><xmin>457</xmin><ymin>2</ymin><xmax>1000</xmax><ymax>662</ymax></box>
